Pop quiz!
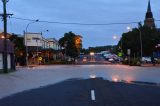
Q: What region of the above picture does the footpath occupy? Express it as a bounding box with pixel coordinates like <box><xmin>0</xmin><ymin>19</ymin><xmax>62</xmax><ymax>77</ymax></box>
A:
<box><xmin>0</xmin><ymin>66</ymin><xmax>78</xmax><ymax>99</ymax></box>
<box><xmin>141</xmin><ymin>63</ymin><xmax>160</xmax><ymax>67</ymax></box>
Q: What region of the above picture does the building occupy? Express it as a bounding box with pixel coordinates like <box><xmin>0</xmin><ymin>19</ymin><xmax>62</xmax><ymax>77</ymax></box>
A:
<box><xmin>144</xmin><ymin>0</ymin><xmax>155</xmax><ymax>28</ymax></box>
<box><xmin>45</xmin><ymin>38</ymin><xmax>62</xmax><ymax>61</ymax></box>
<box><xmin>0</xmin><ymin>37</ymin><xmax>15</xmax><ymax>72</ymax></box>
<box><xmin>24</xmin><ymin>32</ymin><xmax>62</xmax><ymax>65</ymax></box>
<box><xmin>25</xmin><ymin>32</ymin><xmax>43</xmax><ymax>53</ymax></box>
<box><xmin>24</xmin><ymin>32</ymin><xmax>43</xmax><ymax>64</ymax></box>
<box><xmin>0</xmin><ymin>32</ymin><xmax>12</xmax><ymax>39</ymax></box>
<box><xmin>46</xmin><ymin>38</ymin><xmax>61</xmax><ymax>50</ymax></box>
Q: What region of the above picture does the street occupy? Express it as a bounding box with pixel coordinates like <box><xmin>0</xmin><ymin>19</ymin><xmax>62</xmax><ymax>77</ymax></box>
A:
<box><xmin>78</xmin><ymin>54</ymin><xmax>111</xmax><ymax>65</ymax></box>
<box><xmin>0</xmin><ymin>77</ymin><xmax>160</xmax><ymax>106</ymax></box>
<box><xmin>1</xmin><ymin>0</ymin><xmax>160</xmax><ymax>105</ymax></box>
<box><xmin>0</xmin><ymin>64</ymin><xmax>160</xmax><ymax>106</ymax></box>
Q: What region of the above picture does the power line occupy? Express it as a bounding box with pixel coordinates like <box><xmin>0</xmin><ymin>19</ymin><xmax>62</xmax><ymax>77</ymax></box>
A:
<box><xmin>10</xmin><ymin>16</ymin><xmax>140</xmax><ymax>26</ymax></box>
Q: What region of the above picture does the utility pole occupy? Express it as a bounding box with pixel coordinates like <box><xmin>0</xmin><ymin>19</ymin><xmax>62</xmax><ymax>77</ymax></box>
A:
<box><xmin>0</xmin><ymin>0</ymin><xmax>12</xmax><ymax>73</ymax></box>
<box><xmin>138</xmin><ymin>22</ymin><xmax>143</xmax><ymax>64</ymax></box>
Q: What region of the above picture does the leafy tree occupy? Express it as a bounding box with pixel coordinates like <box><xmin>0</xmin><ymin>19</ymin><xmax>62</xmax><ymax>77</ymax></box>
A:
<box><xmin>9</xmin><ymin>34</ymin><xmax>26</xmax><ymax>65</ymax></box>
<box><xmin>117</xmin><ymin>26</ymin><xmax>160</xmax><ymax>58</ymax></box>
<box><xmin>59</xmin><ymin>31</ymin><xmax>82</xmax><ymax>59</ymax></box>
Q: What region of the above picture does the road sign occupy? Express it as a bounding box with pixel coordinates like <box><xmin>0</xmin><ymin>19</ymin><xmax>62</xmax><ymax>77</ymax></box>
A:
<box><xmin>127</xmin><ymin>49</ymin><xmax>131</xmax><ymax>55</ymax></box>
<box><xmin>38</xmin><ymin>57</ymin><xmax>42</xmax><ymax>61</ymax></box>
<box><xmin>118</xmin><ymin>52</ymin><xmax>123</xmax><ymax>57</ymax></box>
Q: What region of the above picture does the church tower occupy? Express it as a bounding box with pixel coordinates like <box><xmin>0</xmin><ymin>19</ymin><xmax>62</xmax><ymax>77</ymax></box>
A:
<box><xmin>144</xmin><ymin>0</ymin><xmax>155</xmax><ymax>28</ymax></box>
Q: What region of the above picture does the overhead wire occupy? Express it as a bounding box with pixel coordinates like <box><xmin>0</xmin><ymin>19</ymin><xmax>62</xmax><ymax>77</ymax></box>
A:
<box><xmin>10</xmin><ymin>16</ymin><xmax>141</xmax><ymax>26</ymax></box>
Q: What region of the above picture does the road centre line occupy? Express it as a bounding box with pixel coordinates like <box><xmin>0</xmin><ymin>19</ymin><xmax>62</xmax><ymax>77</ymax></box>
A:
<box><xmin>91</xmin><ymin>90</ymin><xmax>96</xmax><ymax>101</ymax></box>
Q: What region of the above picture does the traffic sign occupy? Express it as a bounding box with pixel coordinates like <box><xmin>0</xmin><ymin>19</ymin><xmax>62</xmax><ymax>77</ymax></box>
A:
<box><xmin>118</xmin><ymin>52</ymin><xmax>123</xmax><ymax>57</ymax></box>
<box><xmin>127</xmin><ymin>49</ymin><xmax>131</xmax><ymax>55</ymax></box>
<box><xmin>38</xmin><ymin>57</ymin><xmax>42</xmax><ymax>61</ymax></box>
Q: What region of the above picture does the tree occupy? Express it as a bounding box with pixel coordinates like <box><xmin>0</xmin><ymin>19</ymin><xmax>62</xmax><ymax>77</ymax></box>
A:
<box><xmin>9</xmin><ymin>34</ymin><xmax>26</xmax><ymax>65</ymax></box>
<box><xmin>59</xmin><ymin>31</ymin><xmax>82</xmax><ymax>59</ymax></box>
<box><xmin>117</xmin><ymin>26</ymin><xmax>160</xmax><ymax>58</ymax></box>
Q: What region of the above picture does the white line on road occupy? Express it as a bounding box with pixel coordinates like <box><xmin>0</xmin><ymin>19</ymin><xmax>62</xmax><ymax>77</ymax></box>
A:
<box><xmin>91</xmin><ymin>90</ymin><xmax>96</xmax><ymax>101</ymax></box>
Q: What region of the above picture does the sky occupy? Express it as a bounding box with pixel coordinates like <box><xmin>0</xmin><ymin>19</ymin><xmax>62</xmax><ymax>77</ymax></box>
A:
<box><xmin>0</xmin><ymin>0</ymin><xmax>160</xmax><ymax>48</ymax></box>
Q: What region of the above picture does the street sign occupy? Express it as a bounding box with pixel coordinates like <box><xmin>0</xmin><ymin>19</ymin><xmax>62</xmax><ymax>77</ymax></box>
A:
<box><xmin>127</xmin><ymin>49</ymin><xmax>131</xmax><ymax>55</ymax></box>
<box><xmin>118</xmin><ymin>52</ymin><xmax>123</xmax><ymax>57</ymax></box>
<box><xmin>38</xmin><ymin>57</ymin><xmax>42</xmax><ymax>61</ymax></box>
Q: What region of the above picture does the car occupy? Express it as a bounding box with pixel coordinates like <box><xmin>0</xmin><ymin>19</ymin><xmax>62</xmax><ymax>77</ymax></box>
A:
<box><xmin>103</xmin><ymin>54</ymin><xmax>112</xmax><ymax>60</ymax></box>
<box><xmin>108</xmin><ymin>58</ymin><xmax>114</xmax><ymax>62</ymax></box>
<box><xmin>82</xmin><ymin>57</ymin><xmax>87</xmax><ymax>62</ymax></box>
<box><xmin>142</xmin><ymin>57</ymin><xmax>151</xmax><ymax>63</ymax></box>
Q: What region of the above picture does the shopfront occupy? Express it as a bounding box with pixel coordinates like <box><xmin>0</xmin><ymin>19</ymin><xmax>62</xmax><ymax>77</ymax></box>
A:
<box><xmin>0</xmin><ymin>39</ymin><xmax>15</xmax><ymax>71</ymax></box>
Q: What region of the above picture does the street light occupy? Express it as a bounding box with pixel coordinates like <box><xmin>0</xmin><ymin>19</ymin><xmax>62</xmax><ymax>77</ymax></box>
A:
<box><xmin>64</xmin><ymin>41</ymin><xmax>68</xmax><ymax>60</ymax></box>
<box><xmin>137</xmin><ymin>28</ymin><xmax>143</xmax><ymax>63</ymax></box>
<box><xmin>25</xmin><ymin>19</ymin><xmax>39</xmax><ymax>34</ymax></box>
<box><xmin>127</xmin><ymin>26</ymin><xmax>132</xmax><ymax>31</ymax></box>
<box><xmin>112</xmin><ymin>35</ymin><xmax>118</xmax><ymax>53</ymax></box>
<box><xmin>90</xmin><ymin>52</ymin><xmax>95</xmax><ymax>61</ymax></box>
<box><xmin>40</xmin><ymin>30</ymin><xmax>49</xmax><ymax>35</ymax></box>
<box><xmin>120</xmin><ymin>37</ymin><xmax>123</xmax><ymax>54</ymax></box>
<box><xmin>113</xmin><ymin>35</ymin><xmax>118</xmax><ymax>40</ymax></box>
<box><xmin>39</xmin><ymin>30</ymin><xmax>49</xmax><ymax>49</ymax></box>
<box><xmin>126</xmin><ymin>26</ymin><xmax>132</xmax><ymax>65</ymax></box>
<box><xmin>25</xmin><ymin>19</ymin><xmax>39</xmax><ymax>66</ymax></box>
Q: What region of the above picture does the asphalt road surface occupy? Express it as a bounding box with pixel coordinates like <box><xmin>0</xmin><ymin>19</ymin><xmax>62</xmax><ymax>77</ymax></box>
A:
<box><xmin>78</xmin><ymin>54</ymin><xmax>111</xmax><ymax>64</ymax></box>
<box><xmin>0</xmin><ymin>78</ymin><xmax>160</xmax><ymax>106</ymax></box>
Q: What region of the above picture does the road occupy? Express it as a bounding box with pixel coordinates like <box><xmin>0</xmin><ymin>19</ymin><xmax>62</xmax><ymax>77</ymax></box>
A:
<box><xmin>0</xmin><ymin>78</ymin><xmax>160</xmax><ymax>106</ymax></box>
<box><xmin>0</xmin><ymin>63</ymin><xmax>160</xmax><ymax>105</ymax></box>
<box><xmin>78</xmin><ymin>54</ymin><xmax>111</xmax><ymax>64</ymax></box>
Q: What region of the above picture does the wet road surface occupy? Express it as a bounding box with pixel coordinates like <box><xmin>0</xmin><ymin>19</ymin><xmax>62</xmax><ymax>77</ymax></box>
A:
<box><xmin>0</xmin><ymin>78</ymin><xmax>160</xmax><ymax>106</ymax></box>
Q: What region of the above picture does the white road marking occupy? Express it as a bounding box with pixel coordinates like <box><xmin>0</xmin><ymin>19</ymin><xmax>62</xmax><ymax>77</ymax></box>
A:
<box><xmin>91</xmin><ymin>90</ymin><xmax>96</xmax><ymax>101</ymax></box>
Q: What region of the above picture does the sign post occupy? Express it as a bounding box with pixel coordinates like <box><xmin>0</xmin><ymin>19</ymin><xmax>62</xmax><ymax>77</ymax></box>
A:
<box><xmin>127</xmin><ymin>49</ymin><xmax>131</xmax><ymax>65</ymax></box>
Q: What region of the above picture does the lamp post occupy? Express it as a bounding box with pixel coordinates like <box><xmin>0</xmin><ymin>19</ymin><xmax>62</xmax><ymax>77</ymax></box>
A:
<box><xmin>112</xmin><ymin>35</ymin><xmax>118</xmax><ymax>53</ymax></box>
<box><xmin>25</xmin><ymin>19</ymin><xmax>39</xmax><ymax>66</ymax></box>
<box><xmin>137</xmin><ymin>28</ymin><xmax>143</xmax><ymax>63</ymax></box>
<box><xmin>36</xmin><ymin>30</ymin><xmax>49</xmax><ymax>56</ymax></box>
<box><xmin>64</xmin><ymin>41</ymin><xmax>68</xmax><ymax>60</ymax></box>
<box><xmin>126</xmin><ymin>26</ymin><xmax>132</xmax><ymax>65</ymax></box>
<box><xmin>120</xmin><ymin>37</ymin><xmax>123</xmax><ymax>54</ymax></box>
<box><xmin>40</xmin><ymin>30</ymin><xmax>49</xmax><ymax>35</ymax></box>
<box><xmin>127</xmin><ymin>24</ymin><xmax>143</xmax><ymax>64</ymax></box>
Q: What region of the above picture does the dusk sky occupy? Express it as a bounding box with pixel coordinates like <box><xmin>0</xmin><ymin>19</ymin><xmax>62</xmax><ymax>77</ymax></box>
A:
<box><xmin>0</xmin><ymin>0</ymin><xmax>160</xmax><ymax>48</ymax></box>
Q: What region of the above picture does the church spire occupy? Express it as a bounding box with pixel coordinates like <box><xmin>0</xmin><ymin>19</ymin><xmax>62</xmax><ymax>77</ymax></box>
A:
<box><xmin>147</xmin><ymin>0</ymin><xmax>151</xmax><ymax>12</ymax></box>
<box><xmin>146</xmin><ymin>0</ymin><xmax>153</xmax><ymax>19</ymax></box>
<box><xmin>144</xmin><ymin>0</ymin><xmax>155</xmax><ymax>28</ymax></box>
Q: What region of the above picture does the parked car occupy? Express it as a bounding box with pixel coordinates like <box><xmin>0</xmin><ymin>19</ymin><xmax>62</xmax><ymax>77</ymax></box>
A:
<box><xmin>142</xmin><ymin>57</ymin><xmax>151</xmax><ymax>63</ymax></box>
<box><xmin>103</xmin><ymin>54</ymin><xmax>112</xmax><ymax>60</ymax></box>
<box><xmin>82</xmin><ymin>57</ymin><xmax>87</xmax><ymax>62</ymax></box>
<box><xmin>108</xmin><ymin>58</ymin><xmax>114</xmax><ymax>62</ymax></box>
